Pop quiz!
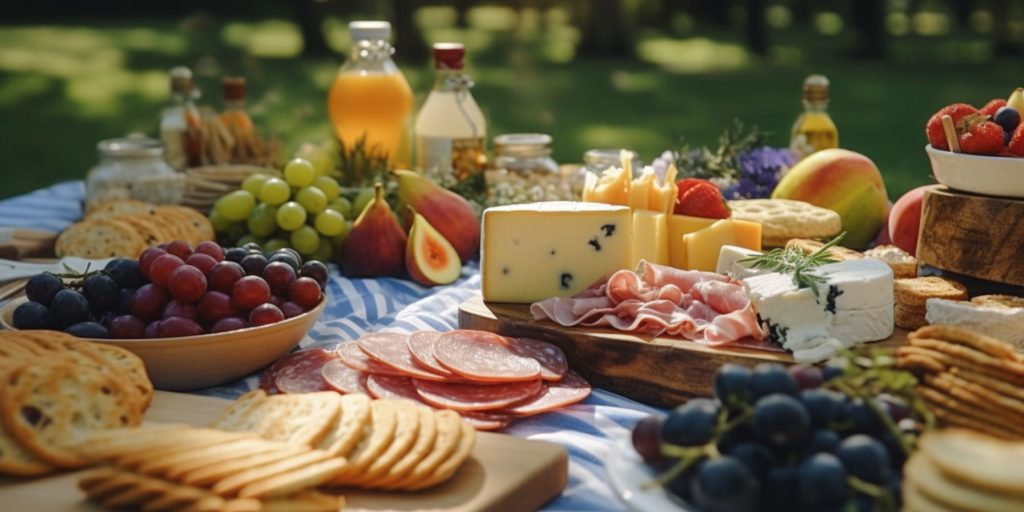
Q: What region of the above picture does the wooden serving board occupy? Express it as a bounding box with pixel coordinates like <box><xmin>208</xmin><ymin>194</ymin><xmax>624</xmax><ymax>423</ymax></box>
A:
<box><xmin>0</xmin><ymin>392</ymin><xmax>568</xmax><ymax>512</ymax></box>
<box><xmin>459</xmin><ymin>296</ymin><xmax>908</xmax><ymax>408</ymax></box>
<box><xmin>918</xmin><ymin>186</ymin><xmax>1024</xmax><ymax>286</ymax></box>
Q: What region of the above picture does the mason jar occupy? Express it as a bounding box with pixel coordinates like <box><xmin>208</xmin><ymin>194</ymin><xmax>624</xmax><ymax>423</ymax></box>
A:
<box><xmin>86</xmin><ymin>136</ymin><xmax>184</xmax><ymax>209</ymax></box>
<box><xmin>485</xmin><ymin>133</ymin><xmax>572</xmax><ymax>205</ymax></box>
<box><xmin>583</xmin><ymin>148</ymin><xmax>640</xmax><ymax>174</ymax></box>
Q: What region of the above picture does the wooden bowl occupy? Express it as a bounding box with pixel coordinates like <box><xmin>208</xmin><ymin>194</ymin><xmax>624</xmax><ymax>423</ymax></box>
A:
<box><xmin>1</xmin><ymin>296</ymin><xmax>325</xmax><ymax>391</ymax></box>
<box><xmin>926</xmin><ymin>144</ymin><xmax>1024</xmax><ymax>198</ymax></box>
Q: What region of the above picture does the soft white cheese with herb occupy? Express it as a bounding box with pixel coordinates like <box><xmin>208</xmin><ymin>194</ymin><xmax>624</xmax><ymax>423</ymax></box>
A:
<box><xmin>744</xmin><ymin>259</ymin><xmax>894</xmax><ymax>362</ymax></box>
<box><xmin>715</xmin><ymin>245</ymin><xmax>768</xmax><ymax>280</ymax></box>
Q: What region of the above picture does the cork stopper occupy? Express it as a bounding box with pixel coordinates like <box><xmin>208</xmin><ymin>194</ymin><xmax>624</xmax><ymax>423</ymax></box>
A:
<box><xmin>802</xmin><ymin>74</ymin><xmax>830</xmax><ymax>103</ymax></box>
<box><xmin>222</xmin><ymin>76</ymin><xmax>246</xmax><ymax>101</ymax></box>
<box><xmin>169</xmin><ymin>66</ymin><xmax>194</xmax><ymax>95</ymax></box>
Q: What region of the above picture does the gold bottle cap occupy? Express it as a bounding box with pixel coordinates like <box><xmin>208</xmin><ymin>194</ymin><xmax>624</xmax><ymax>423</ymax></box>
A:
<box><xmin>802</xmin><ymin>74</ymin><xmax>830</xmax><ymax>102</ymax></box>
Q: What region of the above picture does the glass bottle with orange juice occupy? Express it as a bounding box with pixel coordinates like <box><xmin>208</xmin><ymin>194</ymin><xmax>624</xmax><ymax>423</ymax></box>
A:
<box><xmin>790</xmin><ymin>74</ymin><xmax>839</xmax><ymax>161</ymax></box>
<box><xmin>327</xmin><ymin>21</ymin><xmax>414</xmax><ymax>169</ymax></box>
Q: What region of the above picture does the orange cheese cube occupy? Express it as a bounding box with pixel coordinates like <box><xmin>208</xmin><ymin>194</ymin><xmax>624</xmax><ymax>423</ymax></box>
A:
<box><xmin>632</xmin><ymin>210</ymin><xmax>669</xmax><ymax>266</ymax></box>
<box><xmin>731</xmin><ymin>219</ymin><xmax>762</xmax><ymax>251</ymax></box>
<box><xmin>667</xmin><ymin>214</ymin><xmax>718</xmax><ymax>268</ymax></box>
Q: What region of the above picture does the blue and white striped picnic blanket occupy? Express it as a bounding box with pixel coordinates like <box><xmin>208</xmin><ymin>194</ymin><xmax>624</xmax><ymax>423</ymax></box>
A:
<box><xmin>0</xmin><ymin>182</ymin><xmax>666</xmax><ymax>511</ymax></box>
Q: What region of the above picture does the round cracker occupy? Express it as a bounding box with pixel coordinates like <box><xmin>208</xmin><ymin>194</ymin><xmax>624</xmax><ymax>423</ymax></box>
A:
<box><xmin>348</xmin><ymin>399</ymin><xmax>421</xmax><ymax>486</ymax></box>
<box><xmin>56</xmin><ymin>218</ymin><xmax>147</xmax><ymax>259</ymax></box>
<box><xmin>920</xmin><ymin>429</ymin><xmax>1024</xmax><ymax>497</ymax></box>
<box><xmin>168</xmin><ymin>206</ymin><xmax>216</xmax><ymax>243</ymax></box>
<box><xmin>316</xmin><ymin>393</ymin><xmax>372</xmax><ymax>458</ymax></box>
<box><xmin>1</xmin><ymin>360</ymin><xmax>140</xmax><ymax>468</ymax></box>
<box><xmin>366</xmin><ymin>404</ymin><xmax>437</xmax><ymax>489</ymax></box>
<box><xmin>407</xmin><ymin>421</ymin><xmax>476</xmax><ymax>491</ymax></box>
<box><xmin>384</xmin><ymin>409</ymin><xmax>462</xmax><ymax>490</ymax></box>
<box><xmin>905</xmin><ymin>450</ymin><xmax>1024</xmax><ymax>511</ymax></box>
<box><xmin>328</xmin><ymin>399</ymin><xmax>397</xmax><ymax>484</ymax></box>
<box><xmin>727</xmin><ymin>199</ymin><xmax>841</xmax><ymax>243</ymax></box>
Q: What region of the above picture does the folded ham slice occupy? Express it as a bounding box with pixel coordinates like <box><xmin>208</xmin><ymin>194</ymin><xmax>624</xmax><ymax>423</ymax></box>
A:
<box><xmin>530</xmin><ymin>261</ymin><xmax>764</xmax><ymax>345</ymax></box>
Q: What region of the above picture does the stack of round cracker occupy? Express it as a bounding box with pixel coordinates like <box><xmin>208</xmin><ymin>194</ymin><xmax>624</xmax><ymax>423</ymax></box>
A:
<box><xmin>904</xmin><ymin>429</ymin><xmax>1024</xmax><ymax>512</ymax></box>
<box><xmin>184</xmin><ymin>165</ymin><xmax>277</xmax><ymax>214</ymax></box>
<box><xmin>211</xmin><ymin>390</ymin><xmax>477</xmax><ymax>491</ymax></box>
<box><xmin>728</xmin><ymin>198</ymin><xmax>842</xmax><ymax>248</ymax></box>
<box><xmin>0</xmin><ymin>330</ymin><xmax>152</xmax><ymax>477</ymax></box>
<box><xmin>893</xmin><ymin>277</ymin><xmax>968</xmax><ymax>330</ymax></box>
<box><xmin>57</xmin><ymin>199</ymin><xmax>214</xmax><ymax>259</ymax></box>
<box><xmin>896</xmin><ymin>324</ymin><xmax>1024</xmax><ymax>439</ymax></box>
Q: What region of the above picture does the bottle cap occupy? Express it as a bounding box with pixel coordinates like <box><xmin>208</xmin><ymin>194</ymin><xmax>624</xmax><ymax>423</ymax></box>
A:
<box><xmin>349</xmin><ymin>21</ymin><xmax>391</xmax><ymax>42</ymax></box>
<box><xmin>433</xmin><ymin>42</ymin><xmax>465</xmax><ymax>70</ymax></box>
<box><xmin>169</xmin><ymin>66</ymin><xmax>194</xmax><ymax>94</ymax></box>
<box><xmin>222</xmin><ymin>76</ymin><xmax>246</xmax><ymax>101</ymax></box>
<box><xmin>803</xmin><ymin>74</ymin><xmax>830</xmax><ymax>102</ymax></box>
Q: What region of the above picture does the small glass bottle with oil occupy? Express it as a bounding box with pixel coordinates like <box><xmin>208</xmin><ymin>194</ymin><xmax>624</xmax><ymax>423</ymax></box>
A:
<box><xmin>790</xmin><ymin>74</ymin><xmax>838</xmax><ymax>160</ymax></box>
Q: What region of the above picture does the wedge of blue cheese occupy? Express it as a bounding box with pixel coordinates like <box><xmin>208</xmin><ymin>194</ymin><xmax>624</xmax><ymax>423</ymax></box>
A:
<box><xmin>481</xmin><ymin>201</ymin><xmax>633</xmax><ymax>303</ymax></box>
<box><xmin>743</xmin><ymin>258</ymin><xmax>894</xmax><ymax>362</ymax></box>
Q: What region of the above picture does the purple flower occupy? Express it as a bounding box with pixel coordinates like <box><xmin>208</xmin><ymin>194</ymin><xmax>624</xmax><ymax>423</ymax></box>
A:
<box><xmin>729</xmin><ymin>147</ymin><xmax>795</xmax><ymax>199</ymax></box>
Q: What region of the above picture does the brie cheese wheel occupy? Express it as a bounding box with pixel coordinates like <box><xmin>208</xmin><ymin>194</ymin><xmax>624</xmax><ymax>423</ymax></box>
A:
<box><xmin>715</xmin><ymin>245</ymin><xmax>766</xmax><ymax>279</ymax></box>
<box><xmin>926</xmin><ymin>299</ymin><xmax>1024</xmax><ymax>352</ymax></box>
<box><xmin>792</xmin><ymin>338</ymin><xmax>848</xmax><ymax>364</ymax></box>
<box><xmin>812</xmin><ymin>259</ymin><xmax>894</xmax><ymax>311</ymax></box>
<box><xmin>831</xmin><ymin>303</ymin><xmax>895</xmax><ymax>343</ymax></box>
<box><xmin>744</xmin><ymin>272</ymin><xmax>831</xmax><ymax>351</ymax></box>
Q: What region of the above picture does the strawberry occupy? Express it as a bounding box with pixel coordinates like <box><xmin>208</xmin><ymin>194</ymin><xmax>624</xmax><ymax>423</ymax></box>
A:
<box><xmin>675</xmin><ymin>182</ymin><xmax>730</xmax><ymax>219</ymax></box>
<box><xmin>980</xmin><ymin>98</ymin><xmax>1008</xmax><ymax>117</ymax></box>
<box><xmin>1008</xmin><ymin>124</ymin><xmax>1024</xmax><ymax>157</ymax></box>
<box><xmin>958</xmin><ymin>117</ymin><xmax>1005</xmax><ymax>155</ymax></box>
<box><xmin>926</xmin><ymin>103</ymin><xmax>977</xmax><ymax>150</ymax></box>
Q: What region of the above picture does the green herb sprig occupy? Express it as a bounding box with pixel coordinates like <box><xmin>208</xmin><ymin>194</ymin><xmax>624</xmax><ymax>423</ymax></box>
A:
<box><xmin>740</xmin><ymin>232</ymin><xmax>846</xmax><ymax>297</ymax></box>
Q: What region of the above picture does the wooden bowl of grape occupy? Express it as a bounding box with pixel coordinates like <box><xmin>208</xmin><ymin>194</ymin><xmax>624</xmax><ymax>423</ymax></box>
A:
<box><xmin>0</xmin><ymin>241</ymin><xmax>330</xmax><ymax>391</ymax></box>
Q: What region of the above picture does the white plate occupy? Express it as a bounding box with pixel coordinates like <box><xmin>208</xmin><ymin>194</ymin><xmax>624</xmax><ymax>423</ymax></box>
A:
<box><xmin>926</xmin><ymin>144</ymin><xmax>1024</xmax><ymax>198</ymax></box>
<box><xmin>606</xmin><ymin>438</ymin><xmax>692</xmax><ymax>512</ymax></box>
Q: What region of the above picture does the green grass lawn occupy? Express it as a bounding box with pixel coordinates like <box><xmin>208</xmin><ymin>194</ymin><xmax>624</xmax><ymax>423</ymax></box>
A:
<box><xmin>0</xmin><ymin>6</ymin><xmax>1017</xmax><ymax>201</ymax></box>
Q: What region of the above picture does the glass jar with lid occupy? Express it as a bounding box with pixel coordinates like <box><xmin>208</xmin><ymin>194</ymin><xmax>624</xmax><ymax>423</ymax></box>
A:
<box><xmin>583</xmin><ymin>148</ymin><xmax>640</xmax><ymax>174</ymax></box>
<box><xmin>485</xmin><ymin>133</ymin><xmax>572</xmax><ymax>206</ymax></box>
<box><xmin>86</xmin><ymin>135</ymin><xmax>185</xmax><ymax>209</ymax></box>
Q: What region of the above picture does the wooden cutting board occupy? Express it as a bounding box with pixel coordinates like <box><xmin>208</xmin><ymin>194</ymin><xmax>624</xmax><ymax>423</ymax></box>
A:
<box><xmin>459</xmin><ymin>296</ymin><xmax>908</xmax><ymax>408</ymax></box>
<box><xmin>918</xmin><ymin>187</ymin><xmax>1024</xmax><ymax>286</ymax></box>
<box><xmin>0</xmin><ymin>392</ymin><xmax>568</xmax><ymax>512</ymax></box>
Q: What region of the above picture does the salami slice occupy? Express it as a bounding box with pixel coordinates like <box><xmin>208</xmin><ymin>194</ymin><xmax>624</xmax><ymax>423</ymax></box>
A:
<box><xmin>366</xmin><ymin>374</ymin><xmax>425</xmax><ymax>403</ymax></box>
<box><xmin>273</xmin><ymin>349</ymin><xmax>335</xmax><ymax>394</ymax></box>
<box><xmin>259</xmin><ymin>355</ymin><xmax>292</xmax><ymax>394</ymax></box>
<box><xmin>460</xmin><ymin>411</ymin><xmax>513</xmax><ymax>431</ymax></box>
<box><xmin>406</xmin><ymin>331</ymin><xmax>453</xmax><ymax>376</ymax></box>
<box><xmin>358</xmin><ymin>332</ymin><xmax>446</xmax><ymax>381</ymax></box>
<box><xmin>411</xmin><ymin>378</ymin><xmax>543</xmax><ymax>412</ymax></box>
<box><xmin>507</xmin><ymin>338</ymin><xmax>568</xmax><ymax>382</ymax></box>
<box><xmin>335</xmin><ymin>342</ymin><xmax>406</xmax><ymax>377</ymax></box>
<box><xmin>503</xmin><ymin>371</ymin><xmax>591</xmax><ymax>416</ymax></box>
<box><xmin>321</xmin><ymin>359</ymin><xmax>370</xmax><ymax>395</ymax></box>
<box><xmin>433</xmin><ymin>330</ymin><xmax>541</xmax><ymax>382</ymax></box>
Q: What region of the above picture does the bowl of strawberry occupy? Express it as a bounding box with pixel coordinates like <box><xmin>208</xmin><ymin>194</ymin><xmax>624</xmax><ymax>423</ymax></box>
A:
<box><xmin>2</xmin><ymin>240</ymin><xmax>329</xmax><ymax>391</ymax></box>
<box><xmin>925</xmin><ymin>94</ymin><xmax>1024</xmax><ymax>198</ymax></box>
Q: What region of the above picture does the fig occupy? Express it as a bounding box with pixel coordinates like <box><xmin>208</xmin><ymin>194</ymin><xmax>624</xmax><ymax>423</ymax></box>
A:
<box><xmin>394</xmin><ymin>170</ymin><xmax>480</xmax><ymax>261</ymax></box>
<box><xmin>406</xmin><ymin>211</ymin><xmax>462</xmax><ymax>286</ymax></box>
<box><xmin>339</xmin><ymin>183</ymin><xmax>408</xmax><ymax>277</ymax></box>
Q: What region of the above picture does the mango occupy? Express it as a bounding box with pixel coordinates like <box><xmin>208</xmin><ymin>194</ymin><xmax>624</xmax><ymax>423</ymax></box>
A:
<box><xmin>771</xmin><ymin>149</ymin><xmax>888</xmax><ymax>250</ymax></box>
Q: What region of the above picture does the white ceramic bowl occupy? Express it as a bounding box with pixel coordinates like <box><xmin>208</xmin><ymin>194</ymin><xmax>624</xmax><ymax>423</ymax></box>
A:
<box><xmin>926</xmin><ymin>144</ymin><xmax>1024</xmax><ymax>198</ymax></box>
<box><xmin>1</xmin><ymin>296</ymin><xmax>325</xmax><ymax>391</ymax></box>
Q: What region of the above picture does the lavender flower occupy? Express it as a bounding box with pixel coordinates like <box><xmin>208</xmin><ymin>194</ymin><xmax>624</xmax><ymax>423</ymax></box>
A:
<box><xmin>725</xmin><ymin>146</ymin><xmax>795</xmax><ymax>199</ymax></box>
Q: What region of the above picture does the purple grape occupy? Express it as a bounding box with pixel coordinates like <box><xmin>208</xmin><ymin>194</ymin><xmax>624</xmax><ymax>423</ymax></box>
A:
<box><xmin>631</xmin><ymin>415</ymin><xmax>666</xmax><ymax>465</ymax></box>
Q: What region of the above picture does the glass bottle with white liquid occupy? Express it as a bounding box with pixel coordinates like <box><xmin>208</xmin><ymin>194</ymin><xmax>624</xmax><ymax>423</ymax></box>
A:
<box><xmin>414</xmin><ymin>43</ymin><xmax>487</xmax><ymax>181</ymax></box>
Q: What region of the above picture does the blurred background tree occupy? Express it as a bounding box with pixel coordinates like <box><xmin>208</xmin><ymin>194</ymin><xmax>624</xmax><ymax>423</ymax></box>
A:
<box><xmin>1</xmin><ymin>0</ymin><xmax>1022</xmax><ymax>199</ymax></box>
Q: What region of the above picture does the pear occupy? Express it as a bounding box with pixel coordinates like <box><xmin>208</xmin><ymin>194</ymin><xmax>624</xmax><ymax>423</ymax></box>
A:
<box><xmin>338</xmin><ymin>182</ymin><xmax>407</xmax><ymax>277</ymax></box>
<box><xmin>1008</xmin><ymin>88</ymin><xmax>1024</xmax><ymax>113</ymax></box>
<box><xmin>394</xmin><ymin>170</ymin><xmax>480</xmax><ymax>261</ymax></box>
<box><xmin>406</xmin><ymin>211</ymin><xmax>462</xmax><ymax>286</ymax></box>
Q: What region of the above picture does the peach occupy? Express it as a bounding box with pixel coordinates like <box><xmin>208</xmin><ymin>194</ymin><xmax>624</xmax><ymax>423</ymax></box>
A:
<box><xmin>888</xmin><ymin>185</ymin><xmax>937</xmax><ymax>256</ymax></box>
<box><xmin>772</xmin><ymin>149</ymin><xmax>889</xmax><ymax>250</ymax></box>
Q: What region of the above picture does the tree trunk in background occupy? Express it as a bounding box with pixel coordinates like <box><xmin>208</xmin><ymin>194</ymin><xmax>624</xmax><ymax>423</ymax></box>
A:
<box><xmin>657</xmin><ymin>0</ymin><xmax>679</xmax><ymax>32</ymax></box>
<box><xmin>952</xmin><ymin>0</ymin><xmax>973</xmax><ymax>30</ymax></box>
<box><xmin>792</xmin><ymin>0</ymin><xmax>813</xmax><ymax>27</ymax></box>
<box><xmin>746</xmin><ymin>0</ymin><xmax>768</xmax><ymax>56</ymax></box>
<box><xmin>454</xmin><ymin>0</ymin><xmax>471</xmax><ymax>28</ymax></box>
<box><xmin>293</xmin><ymin>0</ymin><xmax>330</xmax><ymax>57</ymax></box>
<box><xmin>689</xmin><ymin>0</ymin><xmax>731</xmax><ymax>28</ymax></box>
<box><xmin>577</xmin><ymin>0</ymin><xmax>633</xmax><ymax>57</ymax></box>
<box><xmin>851</xmin><ymin>0</ymin><xmax>886</xmax><ymax>59</ymax></box>
<box><xmin>992</xmin><ymin>0</ymin><xmax>1021</xmax><ymax>57</ymax></box>
<box><xmin>389</xmin><ymin>0</ymin><xmax>428</xmax><ymax>62</ymax></box>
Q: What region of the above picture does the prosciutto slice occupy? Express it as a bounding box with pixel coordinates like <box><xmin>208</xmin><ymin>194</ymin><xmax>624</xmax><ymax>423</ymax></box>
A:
<box><xmin>530</xmin><ymin>261</ymin><xmax>763</xmax><ymax>345</ymax></box>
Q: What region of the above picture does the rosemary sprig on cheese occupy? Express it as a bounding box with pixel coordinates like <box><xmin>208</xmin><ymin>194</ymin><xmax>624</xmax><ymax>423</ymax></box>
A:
<box><xmin>740</xmin><ymin>232</ymin><xmax>847</xmax><ymax>298</ymax></box>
